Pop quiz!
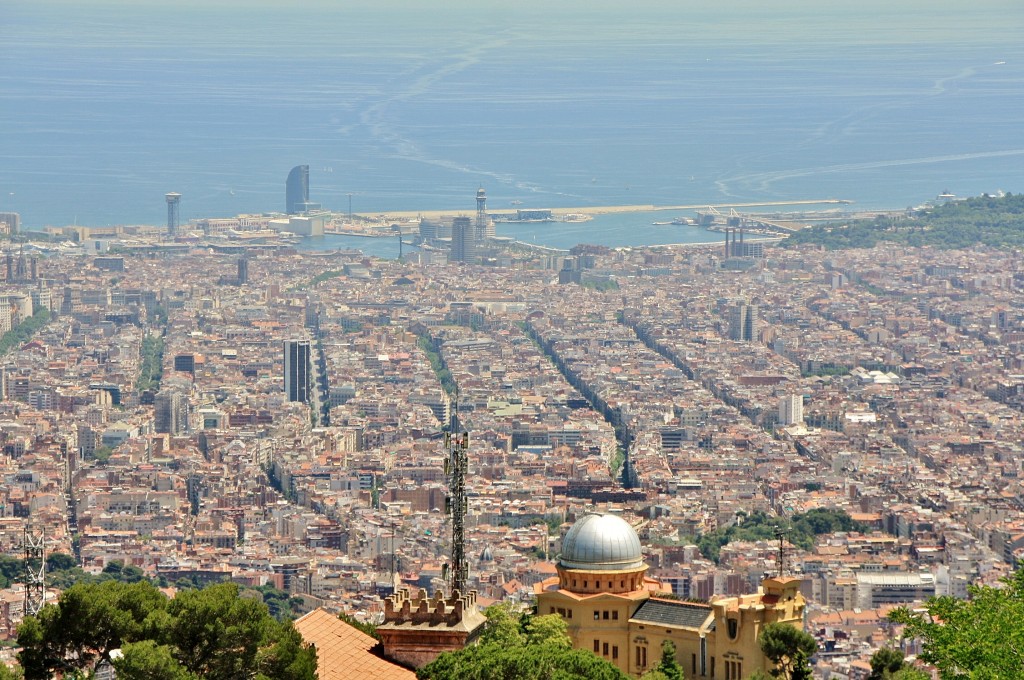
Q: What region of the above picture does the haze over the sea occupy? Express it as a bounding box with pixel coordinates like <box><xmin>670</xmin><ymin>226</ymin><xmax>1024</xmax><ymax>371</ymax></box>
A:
<box><xmin>2</xmin><ymin>0</ymin><xmax>1023</xmax><ymax>233</ymax></box>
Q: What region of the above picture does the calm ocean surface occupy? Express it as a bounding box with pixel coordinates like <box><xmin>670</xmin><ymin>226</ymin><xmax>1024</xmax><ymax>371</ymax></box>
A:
<box><xmin>2</xmin><ymin>1</ymin><xmax>1023</xmax><ymax>251</ymax></box>
<box><xmin>300</xmin><ymin>210</ymin><xmax>735</xmax><ymax>258</ymax></box>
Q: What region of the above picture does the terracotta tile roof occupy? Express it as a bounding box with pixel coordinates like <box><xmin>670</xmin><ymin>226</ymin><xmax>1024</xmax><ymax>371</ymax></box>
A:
<box><xmin>294</xmin><ymin>608</ymin><xmax>416</xmax><ymax>680</ymax></box>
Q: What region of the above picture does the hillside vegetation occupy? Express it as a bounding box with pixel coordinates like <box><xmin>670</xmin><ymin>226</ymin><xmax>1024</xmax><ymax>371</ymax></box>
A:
<box><xmin>784</xmin><ymin>192</ymin><xmax>1024</xmax><ymax>250</ymax></box>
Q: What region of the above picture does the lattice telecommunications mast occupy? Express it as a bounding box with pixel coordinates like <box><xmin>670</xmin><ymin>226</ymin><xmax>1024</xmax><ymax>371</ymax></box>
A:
<box><xmin>443</xmin><ymin>399</ymin><xmax>469</xmax><ymax>595</ymax></box>
<box><xmin>23</xmin><ymin>527</ymin><xmax>46</xmax><ymax>616</ymax></box>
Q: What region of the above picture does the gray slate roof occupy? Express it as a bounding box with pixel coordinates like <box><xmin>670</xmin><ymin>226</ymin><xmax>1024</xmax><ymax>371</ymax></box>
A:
<box><xmin>630</xmin><ymin>599</ymin><xmax>712</xmax><ymax>629</ymax></box>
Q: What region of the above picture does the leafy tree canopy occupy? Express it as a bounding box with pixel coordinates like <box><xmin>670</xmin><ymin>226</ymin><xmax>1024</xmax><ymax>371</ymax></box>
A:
<box><xmin>890</xmin><ymin>567</ymin><xmax>1024</xmax><ymax>679</ymax></box>
<box><xmin>784</xmin><ymin>192</ymin><xmax>1024</xmax><ymax>251</ymax></box>
<box><xmin>0</xmin><ymin>307</ymin><xmax>51</xmax><ymax>356</ymax></box>
<box><xmin>417</xmin><ymin>604</ymin><xmax>628</xmax><ymax>680</ymax></box>
<box><xmin>869</xmin><ymin>647</ymin><xmax>914</xmax><ymax>680</ymax></box>
<box><xmin>641</xmin><ymin>640</ymin><xmax>682</xmax><ymax>680</ymax></box>
<box><xmin>759</xmin><ymin>622</ymin><xmax>817</xmax><ymax>680</ymax></box>
<box><xmin>44</xmin><ymin>553</ymin><xmax>76</xmax><ymax>572</ymax></box>
<box><xmin>697</xmin><ymin>508</ymin><xmax>865</xmax><ymax>563</ymax></box>
<box><xmin>17</xmin><ymin>581</ymin><xmax>316</xmax><ymax>680</ymax></box>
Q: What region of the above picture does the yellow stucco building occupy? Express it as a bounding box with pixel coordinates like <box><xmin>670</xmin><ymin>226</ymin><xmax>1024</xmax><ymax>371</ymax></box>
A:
<box><xmin>535</xmin><ymin>514</ymin><xmax>806</xmax><ymax>679</ymax></box>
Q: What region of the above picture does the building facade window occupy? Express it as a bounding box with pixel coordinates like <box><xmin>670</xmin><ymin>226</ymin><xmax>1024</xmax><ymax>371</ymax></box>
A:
<box><xmin>724</xmin><ymin>659</ymin><xmax>743</xmax><ymax>680</ymax></box>
<box><xmin>594</xmin><ymin>639</ymin><xmax>600</xmax><ymax>653</ymax></box>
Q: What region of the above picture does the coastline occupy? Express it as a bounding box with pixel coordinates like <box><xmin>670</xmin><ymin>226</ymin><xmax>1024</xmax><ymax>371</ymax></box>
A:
<box><xmin>21</xmin><ymin>199</ymin><xmax>853</xmax><ymax>234</ymax></box>
<box><xmin>366</xmin><ymin>199</ymin><xmax>851</xmax><ymax>222</ymax></box>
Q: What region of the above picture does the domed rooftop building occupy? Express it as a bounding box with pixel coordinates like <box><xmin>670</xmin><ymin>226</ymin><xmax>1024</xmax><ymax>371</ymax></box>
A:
<box><xmin>535</xmin><ymin>513</ymin><xmax>807</xmax><ymax>678</ymax></box>
<box><xmin>555</xmin><ymin>513</ymin><xmax>652</xmax><ymax>595</ymax></box>
<box><xmin>560</xmin><ymin>514</ymin><xmax>644</xmax><ymax>571</ymax></box>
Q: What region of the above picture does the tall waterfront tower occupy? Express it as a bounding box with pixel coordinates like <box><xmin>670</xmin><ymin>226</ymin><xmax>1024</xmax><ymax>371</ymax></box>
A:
<box><xmin>475</xmin><ymin>187</ymin><xmax>492</xmax><ymax>240</ymax></box>
<box><xmin>286</xmin><ymin>165</ymin><xmax>309</xmax><ymax>215</ymax></box>
<box><xmin>165</xmin><ymin>193</ymin><xmax>181</xmax><ymax>237</ymax></box>
<box><xmin>0</xmin><ymin>212</ymin><xmax>19</xmax><ymax>235</ymax></box>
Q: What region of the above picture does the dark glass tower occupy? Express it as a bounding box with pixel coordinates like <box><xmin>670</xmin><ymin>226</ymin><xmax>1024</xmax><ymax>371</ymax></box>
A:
<box><xmin>451</xmin><ymin>216</ymin><xmax>475</xmax><ymax>263</ymax></box>
<box><xmin>286</xmin><ymin>165</ymin><xmax>309</xmax><ymax>215</ymax></box>
<box><xmin>284</xmin><ymin>339</ymin><xmax>312</xmax><ymax>403</ymax></box>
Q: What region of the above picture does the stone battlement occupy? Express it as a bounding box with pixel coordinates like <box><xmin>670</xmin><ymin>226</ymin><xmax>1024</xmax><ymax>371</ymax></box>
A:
<box><xmin>378</xmin><ymin>587</ymin><xmax>487</xmax><ymax>668</ymax></box>
<box><xmin>383</xmin><ymin>586</ymin><xmax>479</xmax><ymax>628</ymax></box>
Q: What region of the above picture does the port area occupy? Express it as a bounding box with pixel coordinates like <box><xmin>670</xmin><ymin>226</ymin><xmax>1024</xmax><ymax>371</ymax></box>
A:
<box><xmin>371</xmin><ymin>198</ymin><xmax>850</xmax><ymax>221</ymax></box>
<box><xmin>324</xmin><ymin>199</ymin><xmax>854</xmax><ymax>237</ymax></box>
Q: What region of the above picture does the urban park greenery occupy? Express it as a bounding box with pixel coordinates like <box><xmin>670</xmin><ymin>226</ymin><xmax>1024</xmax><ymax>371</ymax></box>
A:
<box><xmin>696</xmin><ymin>508</ymin><xmax>865</xmax><ymax>563</ymax></box>
<box><xmin>0</xmin><ymin>307</ymin><xmax>51</xmax><ymax>356</ymax></box>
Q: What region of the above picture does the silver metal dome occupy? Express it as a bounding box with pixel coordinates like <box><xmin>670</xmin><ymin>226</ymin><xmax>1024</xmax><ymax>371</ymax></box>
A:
<box><xmin>558</xmin><ymin>514</ymin><xmax>644</xmax><ymax>571</ymax></box>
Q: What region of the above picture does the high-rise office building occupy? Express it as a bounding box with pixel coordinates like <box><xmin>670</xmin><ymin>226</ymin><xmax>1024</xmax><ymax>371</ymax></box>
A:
<box><xmin>285</xmin><ymin>165</ymin><xmax>321</xmax><ymax>214</ymax></box>
<box><xmin>451</xmin><ymin>217</ymin><xmax>475</xmax><ymax>264</ymax></box>
<box><xmin>728</xmin><ymin>303</ymin><xmax>759</xmax><ymax>341</ymax></box>
<box><xmin>173</xmin><ymin>353</ymin><xmax>196</xmax><ymax>373</ymax></box>
<box><xmin>0</xmin><ymin>213</ymin><xmax>19</xmax><ymax>235</ymax></box>
<box><xmin>284</xmin><ymin>339</ymin><xmax>312</xmax><ymax>403</ymax></box>
<box><xmin>778</xmin><ymin>394</ymin><xmax>804</xmax><ymax>426</ymax></box>
<box><xmin>419</xmin><ymin>218</ymin><xmax>452</xmax><ymax>242</ymax></box>
<box><xmin>237</xmin><ymin>257</ymin><xmax>249</xmax><ymax>285</ymax></box>
<box><xmin>745</xmin><ymin>304</ymin><xmax>759</xmax><ymax>341</ymax></box>
<box><xmin>154</xmin><ymin>390</ymin><xmax>187</xmax><ymax>435</ymax></box>
<box><xmin>166</xmin><ymin>193</ymin><xmax>181</xmax><ymax>237</ymax></box>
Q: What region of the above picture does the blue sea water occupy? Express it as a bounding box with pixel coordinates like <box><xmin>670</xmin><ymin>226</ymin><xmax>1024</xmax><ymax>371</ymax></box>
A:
<box><xmin>299</xmin><ymin>210</ymin><xmax>733</xmax><ymax>258</ymax></box>
<box><xmin>2</xmin><ymin>0</ymin><xmax>1024</xmax><ymax>250</ymax></box>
